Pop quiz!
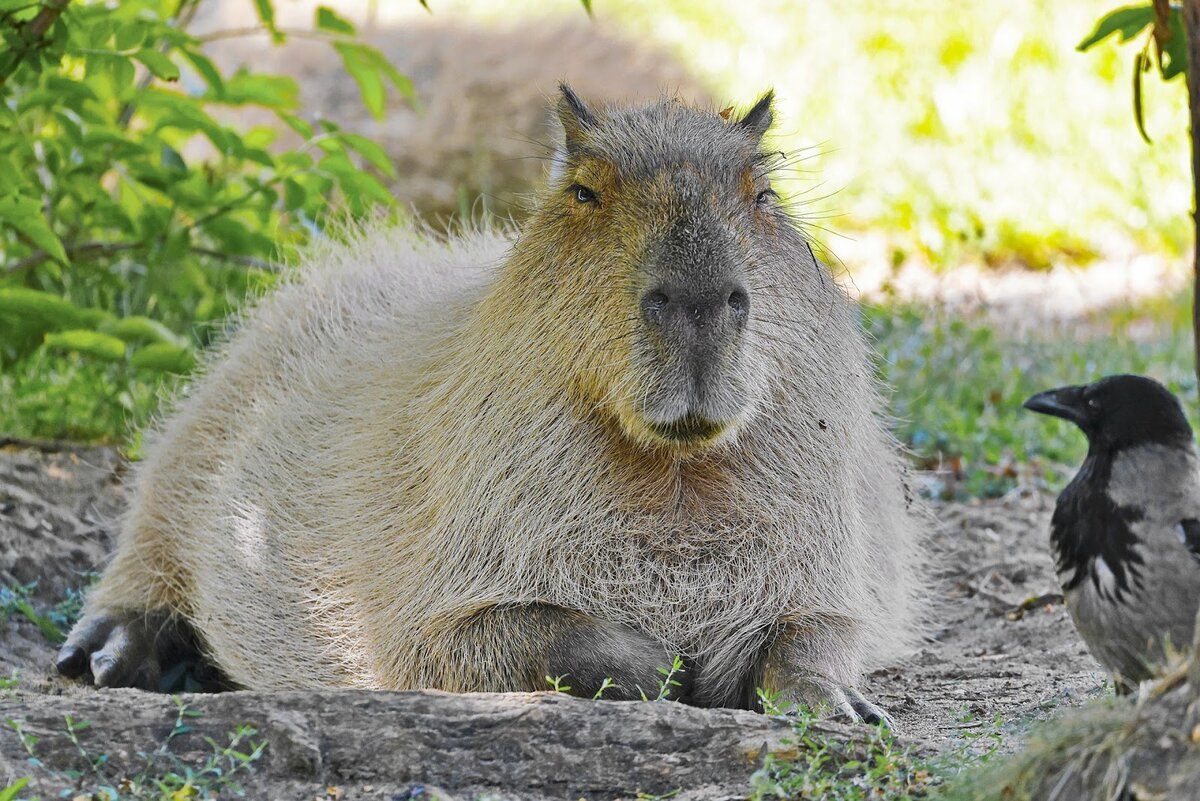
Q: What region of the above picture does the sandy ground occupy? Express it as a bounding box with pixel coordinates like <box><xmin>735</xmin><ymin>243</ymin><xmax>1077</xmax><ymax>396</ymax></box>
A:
<box><xmin>0</xmin><ymin>441</ymin><xmax>1107</xmax><ymax>758</ymax></box>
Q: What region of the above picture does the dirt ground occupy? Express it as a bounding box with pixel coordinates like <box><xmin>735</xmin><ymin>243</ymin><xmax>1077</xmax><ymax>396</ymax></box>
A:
<box><xmin>0</xmin><ymin>441</ymin><xmax>1106</xmax><ymax>755</ymax></box>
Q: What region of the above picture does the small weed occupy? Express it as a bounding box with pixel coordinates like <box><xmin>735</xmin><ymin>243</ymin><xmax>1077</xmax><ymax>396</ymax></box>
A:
<box><xmin>639</xmin><ymin>655</ymin><xmax>687</xmax><ymax>702</ymax></box>
<box><xmin>0</xmin><ymin>583</ymin><xmax>66</xmax><ymax>645</ymax></box>
<box><xmin>592</xmin><ymin>677</ymin><xmax>619</xmax><ymax>700</ymax></box>
<box><xmin>8</xmin><ymin>697</ymin><xmax>265</xmax><ymax>800</ymax></box>
<box><xmin>0</xmin><ymin>670</ymin><xmax>20</xmax><ymax>698</ymax></box>
<box><xmin>544</xmin><ymin>674</ymin><xmax>572</xmax><ymax>694</ymax></box>
<box><xmin>749</xmin><ymin>706</ymin><xmax>937</xmax><ymax>800</ymax></box>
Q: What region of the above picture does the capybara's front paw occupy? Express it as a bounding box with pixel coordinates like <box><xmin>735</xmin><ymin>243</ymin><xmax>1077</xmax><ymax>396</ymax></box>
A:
<box><xmin>56</xmin><ymin>609</ymin><xmax>173</xmax><ymax>690</ymax></box>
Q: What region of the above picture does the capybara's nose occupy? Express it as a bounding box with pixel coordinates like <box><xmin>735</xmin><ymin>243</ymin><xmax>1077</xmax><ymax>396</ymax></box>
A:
<box><xmin>641</xmin><ymin>282</ymin><xmax>749</xmax><ymax>332</ymax></box>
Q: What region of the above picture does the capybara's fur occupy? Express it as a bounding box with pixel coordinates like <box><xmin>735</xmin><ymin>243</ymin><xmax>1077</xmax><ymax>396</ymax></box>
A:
<box><xmin>200</xmin><ymin>16</ymin><xmax>711</xmax><ymax>223</ymax></box>
<box><xmin>64</xmin><ymin>89</ymin><xmax>925</xmax><ymax>714</ymax></box>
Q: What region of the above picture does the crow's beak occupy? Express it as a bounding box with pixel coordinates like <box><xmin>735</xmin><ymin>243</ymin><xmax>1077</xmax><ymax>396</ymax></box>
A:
<box><xmin>1023</xmin><ymin>385</ymin><xmax>1088</xmax><ymax>427</ymax></box>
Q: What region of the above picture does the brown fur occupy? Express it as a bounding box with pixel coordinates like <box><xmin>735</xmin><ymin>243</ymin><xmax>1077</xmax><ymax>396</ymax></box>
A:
<box><xmin>62</xmin><ymin>90</ymin><xmax>927</xmax><ymax>716</ymax></box>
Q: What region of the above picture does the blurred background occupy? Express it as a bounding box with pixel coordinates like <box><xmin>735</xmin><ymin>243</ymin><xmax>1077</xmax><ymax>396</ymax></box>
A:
<box><xmin>1</xmin><ymin>0</ymin><xmax>1195</xmax><ymax>498</ymax></box>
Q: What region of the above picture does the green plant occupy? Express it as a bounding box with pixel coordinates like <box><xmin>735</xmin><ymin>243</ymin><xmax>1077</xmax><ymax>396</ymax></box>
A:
<box><xmin>0</xmin><ymin>583</ymin><xmax>66</xmax><ymax>644</ymax></box>
<box><xmin>9</xmin><ymin>697</ymin><xmax>266</xmax><ymax>800</ymax></box>
<box><xmin>868</xmin><ymin>293</ymin><xmax>1196</xmax><ymax>498</ymax></box>
<box><xmin>0</xmin><ymin>0</ymin><xmax>409</xmax><ymax>439</ymax></box>
<box><xmin>749</xmin><ymin>705</ymin><xmax>935</xmax><ymax>800</ymax></box>
<box><xmin>1078</xmin><ymin>3</ymin><xmax>1187</xmax><ymax>143</ymax></box>
<box><xmin>0</xmin><ymin>778</ymin><xmax>30</xmax><ymax>801</ymax></box>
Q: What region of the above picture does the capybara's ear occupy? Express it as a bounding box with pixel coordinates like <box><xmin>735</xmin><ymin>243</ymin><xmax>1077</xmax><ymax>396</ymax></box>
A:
<box><xmin>735</xmin><ymin>90</ymin><xmax>775</xmax><ymax>142</ymax></box>
<box><xmin>556</xmin><ymin>82</ymin><xmax>598</xmax><ymax>155</ymax></box>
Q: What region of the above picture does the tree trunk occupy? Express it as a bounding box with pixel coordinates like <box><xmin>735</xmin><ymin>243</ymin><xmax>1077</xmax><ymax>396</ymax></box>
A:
<box><xmin>1185</xmin><ymin>1</ymin><xmax>1200</xmax><ymax>383</ymax></box>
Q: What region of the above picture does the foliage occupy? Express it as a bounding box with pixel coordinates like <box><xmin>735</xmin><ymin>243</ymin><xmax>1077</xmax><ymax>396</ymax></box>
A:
<box><xmin>0</xmin><ymin>0</ymin><xmax>408</xmax><ymax>437</ymax></box>
<box><xmin>0</xmin><ymin>577</ymin><xmax>93</xmax><ymax>644</ymax></box>
<box><xmin>0</xmin><ymin>582</ymin><xmax>66</xmax><ymax>644</ymax></box>
<box><xmin>0</xmin><ymin>779</ymin><xmax>30</xmax><ymax>801</ymax></box>
<box><xmin>1078</xmin><ymin>2</ymin><xmax>1187</xmax><ymax>143</ymax></box>
<box><xmin>868</xmin><ymin>292</ymin><xmax>1196</xmax><ymax>499</ymax></box>
<box><xmin>8</xmin><ymin>698</ymin><xmax>265</xmax><ymax>800</ymax></box>
<box><xmin>748</xmin><ymin>705</ymin><xmax>935</xmax><ymax>800</ymax></box>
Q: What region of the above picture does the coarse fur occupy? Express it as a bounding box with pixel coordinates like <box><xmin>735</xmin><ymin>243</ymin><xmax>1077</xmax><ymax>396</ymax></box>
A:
<box><xmin>66</xmin><ymin>90</ymin><xmax>927</xmax><ymax>712</ymax></box>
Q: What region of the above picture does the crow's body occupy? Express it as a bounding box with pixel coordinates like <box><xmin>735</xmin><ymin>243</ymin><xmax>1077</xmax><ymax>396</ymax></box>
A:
<box><xmin>1026</xmin><ymin>375</ymin><xmax>1200</xmax><ymax>691</ymax></box>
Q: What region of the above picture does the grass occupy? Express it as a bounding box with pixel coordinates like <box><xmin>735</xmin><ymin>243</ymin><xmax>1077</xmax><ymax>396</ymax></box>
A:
<box><xmin>868</xmin><ymin>292</ymin><xmax>1197</xmax><ymax>498</ymax></box>
<box><xmin>7</xmin><ymin>698</ymin><xmax>265</xmax><ymax>801</ymax></box>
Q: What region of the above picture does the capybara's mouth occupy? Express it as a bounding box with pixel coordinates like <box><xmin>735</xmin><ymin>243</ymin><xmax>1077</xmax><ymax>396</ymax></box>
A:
<box><xmin>648</xmin><ymin>414</ymin><xmax>727</xmax><ymax>444</ymax></box>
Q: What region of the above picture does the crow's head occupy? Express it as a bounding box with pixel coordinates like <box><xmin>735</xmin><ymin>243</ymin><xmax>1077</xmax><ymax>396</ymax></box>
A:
<box><xmin>1024</xmin><ymin>374</ymin><xmax>1193</xmax><ymax>453</ymax></box>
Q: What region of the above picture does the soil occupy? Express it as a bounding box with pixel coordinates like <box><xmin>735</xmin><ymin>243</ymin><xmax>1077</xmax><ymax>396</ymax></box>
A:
<box><xmin>0</xmin><ymin>441</ymin><xmax>1112</xmax><ymax>795</ymax></box>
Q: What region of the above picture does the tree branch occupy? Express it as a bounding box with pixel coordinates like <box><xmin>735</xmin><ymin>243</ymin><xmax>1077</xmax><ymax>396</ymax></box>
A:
<box><xmin>4</xmin><ymin>241</ymin><xmax>141</xmax><ymax>275</ymax></box>
<box><xmin>189</xmin><ymin>246</ymin><xmax>277</xmax><ymax>271</ymax></box>
<box><xmin>0</xmin><ymin>0</ymin><xmax>70</xmax><ymax>88</ymax></box>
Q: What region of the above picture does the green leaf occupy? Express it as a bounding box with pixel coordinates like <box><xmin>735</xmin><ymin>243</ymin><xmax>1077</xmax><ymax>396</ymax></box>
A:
<box><xmin>580</xmin><ymin>0</ymin><xmax>593</xmax><ymax>17</ymax></box>
<box><xmin>253</xmin><ymin>0</ymin><xmax>276</xmax><ymax>30</ymax></box>
<box><xmin>0</xmin><ymin>288</ymin><xmax>101</xmax><ymax>333</ymax></box>
<box><xmin>130</xmin><ymin>343</ymin><xmax>196</xmax><ymax>373</ymax></box>
<box><xmin>0</xmin><ymin>194</ymin><xmax>67</xmax><ymax>264</ymax></box>
<box><xmin>44</xmin><ymin>330</ymin><xmax>128</xmax><ymax>362</ymax></box>
<box><xmin>340</xmin><ymin>132</ymin><xmax>397</xmax><ymax>177</ymax></box>
<box><xmin>1134</xmin><ymin>49</ymin><xmax>1152</xmax><ymax>143</ymax></box>
<box><xmin>279</xmin><ymin>112</ymin><xmax>313</xmax><ymax>139</ymax></box>
<box><xmin>316</xmin><ymin>6</ymin><xmax>356</xmax><ymax>35</ymax></box>
<box><xmin>283</xmin><ymin>177</ymin><xmax>307</xmax><ymax>211</ymax></box>
<box><xmin>1078</xmin><ymin>6</ymin><xmax>1155</xmax><ymax>51</ymax></box>
<box><xmin>334</xmin><ymin>43</ymin><xmax>417</xmax><ymax>118</ymax></box>
<box><xmin>182</xmin><ymin>48</ymin><xmax>225</xmax><ymax>95</ymax></box>
<box><xmin>334</xmin><ymin>42</ymin><xmax>386</xmax><ymax>119</ymax></box>
<box><xmin>99</xmin><ymin>316</ymin><xmax>188</xmax><ymax>348</ymax></box>
<box><xmin>14</xmin><ymin>598</ymin><xmax>65</xmax><ymax>644</ymax></box>
<box><xmin>218</xmin><ymin>71</ymin><xmax>299</xmax><ymax>109</ymax></box>
<box><xmin>134</xmin><ymin>49</ymin><xmax>181</xmax><ymax>82</ymax></box>
<box><xmin>0</xmin><ymin>778</ymin><xmax>30</xmax><ymax>801</ymax></box>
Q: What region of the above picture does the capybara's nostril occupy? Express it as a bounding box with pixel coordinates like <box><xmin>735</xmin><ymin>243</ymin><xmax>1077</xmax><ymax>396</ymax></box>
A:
<box><xmin>641</xmin><ymin>288</ymin><xmax>671</xmax><ymax>326</ymax></box>
<box><xmin>727</xmin><ymin>287</ymin><xmax>750</xmax><ymax>322</ymax></box>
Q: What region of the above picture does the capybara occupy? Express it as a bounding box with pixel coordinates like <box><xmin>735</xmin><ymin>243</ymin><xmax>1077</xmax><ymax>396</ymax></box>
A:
<box><xmin>58</xmin><ymin>87</ymin><xmax>925</xmax><ymax>723</ymax></box>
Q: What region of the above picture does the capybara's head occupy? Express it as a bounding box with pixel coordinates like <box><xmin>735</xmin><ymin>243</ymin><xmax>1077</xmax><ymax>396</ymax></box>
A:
<box><xmin>509</xmin><ymin>85</ymin><xmax>803</xmax><ymax>456</ymax></box>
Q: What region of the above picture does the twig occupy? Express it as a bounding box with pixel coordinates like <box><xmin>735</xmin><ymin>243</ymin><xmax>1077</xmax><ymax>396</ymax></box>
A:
<box><xmin>4</xmin><ymin>241</ymin><xmax>141</xmax><ymax>274</ymax></box>
<box><xmin>190</xmin><ymin>246</ymin><xmax>277</xmax><ymax>271</ymax></box>
<box><xmin>196</xmin><ymin>26</ymin><xmax>348</xmax><ymax>44</ymax></box>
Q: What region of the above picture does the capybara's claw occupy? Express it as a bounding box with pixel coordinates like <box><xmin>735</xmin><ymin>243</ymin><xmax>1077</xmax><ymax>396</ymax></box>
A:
<box><xmin>845</xmin><ymin>687</ymin><xmax>894</xmax><ymax>729</ymax></box>
<box><xmin>54</xmin><ymin>644</ymin><xmax>87</xmax><ymax>678</ymax></box>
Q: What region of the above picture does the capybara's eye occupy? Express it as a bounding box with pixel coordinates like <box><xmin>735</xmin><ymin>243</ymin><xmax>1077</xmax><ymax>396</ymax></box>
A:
<box><xmin>755</xmin><ymin>188</ymin><xmax>778</xmax><ymax>207</ymax></box>
<box><xmin>571</xmin><ymin>184</ymin><xmax>599</xmax><ymax>204</ymax></box>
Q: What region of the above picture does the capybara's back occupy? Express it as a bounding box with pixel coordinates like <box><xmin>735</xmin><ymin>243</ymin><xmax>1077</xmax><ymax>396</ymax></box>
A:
<box><xmin>59</xmin><ymin>87</ymin><xmax>925</xmax><ymax>722</ymax></box>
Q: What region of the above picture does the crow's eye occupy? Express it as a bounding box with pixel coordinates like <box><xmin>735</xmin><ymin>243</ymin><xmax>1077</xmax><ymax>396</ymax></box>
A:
<box><xmin>1087</xmin><ymin>397</ymin><xmax>1101</xmax><ymax>411</ymax></box>
<box><xmin>571</xmin><ymin>184</ymin><xmax>599</xmax><ymax>204</ymax></box>
<box><xmin>755</xmin><ymin>188</ymin><xmax>778</xmax><ymax>207</ymax></box>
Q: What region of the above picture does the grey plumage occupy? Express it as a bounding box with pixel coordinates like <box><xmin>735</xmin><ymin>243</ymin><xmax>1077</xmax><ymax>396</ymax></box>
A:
<box><xmin>1025</xmin><ymin>375</ymin><xmax>1200</xmax><ymax>692</ymax></box>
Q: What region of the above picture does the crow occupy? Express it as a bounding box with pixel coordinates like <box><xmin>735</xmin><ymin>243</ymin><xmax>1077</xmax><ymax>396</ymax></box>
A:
<box><xmin>1024</xmin><ymin>374</ymin><xmax>1200</xmax><ymax>693</ymax></box>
